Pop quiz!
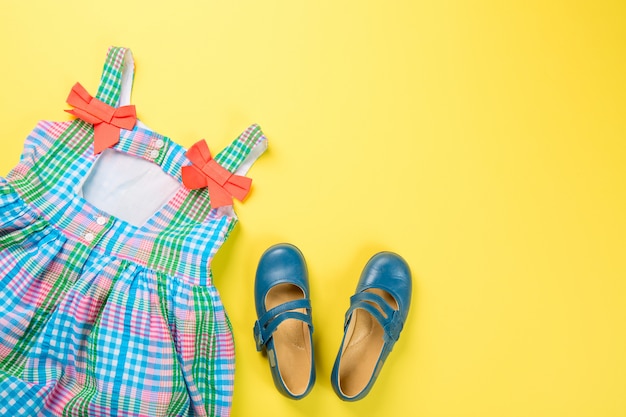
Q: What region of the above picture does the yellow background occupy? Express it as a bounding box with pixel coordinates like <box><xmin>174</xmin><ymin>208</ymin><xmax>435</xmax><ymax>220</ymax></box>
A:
<box><xmin>1</xmin><ymin>1</ymin><xmax>625</xmax><ymax>416</ymax></box>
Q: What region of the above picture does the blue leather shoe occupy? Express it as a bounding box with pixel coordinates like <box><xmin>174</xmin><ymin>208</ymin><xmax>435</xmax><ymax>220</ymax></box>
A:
<box><xmin>253</xmin><ymin>243</ymin><xmax>315</xmax><ymax>399</ymax></box>
<box><xmin>331</xmin><ymin>252</ymin><xmax>412</xmax><ymax>401</ymax></box>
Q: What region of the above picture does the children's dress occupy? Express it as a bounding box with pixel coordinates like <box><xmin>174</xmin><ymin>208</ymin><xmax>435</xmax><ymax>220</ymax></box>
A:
<box><xmin>0</xmin><ymin>47</ymin><xmax>267</xmax><ymax>417</ymax></box>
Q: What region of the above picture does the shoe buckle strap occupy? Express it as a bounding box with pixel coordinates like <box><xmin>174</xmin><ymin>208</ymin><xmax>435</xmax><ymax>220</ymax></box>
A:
<box><xmin>346</xmin><ymin>293</ymin><xmax>404</xmax><ymax>343</ymax></box>
<box><xmin>254</xmin><ymin>306</ymin><xmax>313</xmax><ymax>351</ymax></box>
<box><xmin>346</xmin><ymin>292</ymin><xmax>394</xmax><ymax>324</ymax></box>
<box><xmin>258</xmin><ymin>298</ymin><xmax>311</xmax><ymax>327</ymax></box>
<box><xmin>383</xmin><ymin>311</ymin><xmax>404</xmax><ymax>343</ymax></box>
<box><xmin>253</xmin><ymin>320</ymin><xmax>266</xmax><ymax>351</ymax></box>
<box><xmin>349</xmin><ymin>292</ymin><xmax>395</xmax><ymax>318</ymax></box>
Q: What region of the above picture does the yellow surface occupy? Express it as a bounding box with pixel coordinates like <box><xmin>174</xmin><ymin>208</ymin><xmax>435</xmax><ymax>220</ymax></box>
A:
<box><xmin>1</xmin><ymin>1</ymin><xmax>625</xmax><ymax>416</ymax></box>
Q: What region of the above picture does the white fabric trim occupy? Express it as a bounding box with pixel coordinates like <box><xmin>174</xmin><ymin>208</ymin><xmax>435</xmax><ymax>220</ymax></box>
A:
<box><xmin>119</xmin><ymin>51</ymin><xmax>135</xmax><ymax>107</ymax></box>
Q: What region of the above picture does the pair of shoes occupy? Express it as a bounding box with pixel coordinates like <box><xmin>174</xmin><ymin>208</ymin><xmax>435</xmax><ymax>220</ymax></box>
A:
<box><xmin>253</xmin><ymin>243</ymin><xmax>412</xmax><ymax>400</ymax></box>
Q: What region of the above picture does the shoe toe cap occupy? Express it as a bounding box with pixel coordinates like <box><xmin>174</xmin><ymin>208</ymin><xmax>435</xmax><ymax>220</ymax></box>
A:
<box><xmin>255</xmin><ymin>243</ymin><xmax>309</xmax><ymax>314</ymax></box>
<box><xmin>358</xmin><ymin>251</ymin><xmax>412</xmax><ymax>316</ymax></box>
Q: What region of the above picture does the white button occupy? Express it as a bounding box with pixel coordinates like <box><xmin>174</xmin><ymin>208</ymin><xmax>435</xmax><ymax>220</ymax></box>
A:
<box><xmin>84</xmin><ymin>232</ymin><xmax>95</xmax><ymax>242</ymax></box>
<box><xmin>96</xmin><ymin>216</ymin><xmax>106</xmax><ymax>225</ymax></box>
<box><xmin>150</xmin><ymin>150</ymin><xmax>159</xmax><ymax>159</ymax></box>
<box><xmin>154</xmin><ymin>139</ymin><xmax>165</xmax><ymax>149</ymax></box>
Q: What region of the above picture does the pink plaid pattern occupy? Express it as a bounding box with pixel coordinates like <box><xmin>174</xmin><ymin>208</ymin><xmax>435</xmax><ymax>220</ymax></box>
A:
<box><xmin>0</xmin><ymin>47</ymin><xmax>267</xmax><ymax>416</ymax></box>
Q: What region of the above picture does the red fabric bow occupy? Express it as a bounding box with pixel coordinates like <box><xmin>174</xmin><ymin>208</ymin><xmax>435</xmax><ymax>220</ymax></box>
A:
<box><xmin>66</xmin><ymin>82</ymin><xmax>137</xmax><ymax>154</ymax></box>
<box><xmin>181</xmin><ymin>139</ymin><xmax>252</xmax><ymax>207</ymax></box>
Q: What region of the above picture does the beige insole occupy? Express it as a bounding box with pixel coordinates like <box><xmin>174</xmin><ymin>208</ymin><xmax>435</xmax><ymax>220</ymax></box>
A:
<box><xmin>265</xmin><ymin>283</ymin><xmax>312</xmax><ymax>396</ymax></box>
<box><xmin>338</xmin><ymin>288</ymin><xmax>398</xmax><ymax>397</ymax></box>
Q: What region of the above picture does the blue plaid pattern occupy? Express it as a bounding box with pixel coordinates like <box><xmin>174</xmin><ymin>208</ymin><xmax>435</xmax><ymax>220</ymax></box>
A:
<box><xmin>0</xmin><ymin>47</ymin><xmax>267</xmax><ymax>416</ymax></box>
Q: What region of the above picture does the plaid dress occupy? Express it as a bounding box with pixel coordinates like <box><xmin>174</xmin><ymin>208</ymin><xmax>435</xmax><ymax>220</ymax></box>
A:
<box><xmin>0</xmin><ymin>47</ymin><xmax>267</xmax><ymax>416</ymax></box>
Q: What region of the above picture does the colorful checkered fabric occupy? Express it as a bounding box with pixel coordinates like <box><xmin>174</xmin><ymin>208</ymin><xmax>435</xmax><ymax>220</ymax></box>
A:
<box><xmin>0</xmin><ymin>47</ymin><xmax>267</xmax><ymax>416</ymax></box>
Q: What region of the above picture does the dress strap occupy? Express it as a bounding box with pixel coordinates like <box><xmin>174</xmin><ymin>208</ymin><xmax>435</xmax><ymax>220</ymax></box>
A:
<box><xmin>214</xmin><ymin>124</ymin><xmax>268</xmax><ymax>176</ymax></box>
<box><xmin>95</xmin><ymin>47</ymin><xmax>135</xmax><ymax>108</ymax></box>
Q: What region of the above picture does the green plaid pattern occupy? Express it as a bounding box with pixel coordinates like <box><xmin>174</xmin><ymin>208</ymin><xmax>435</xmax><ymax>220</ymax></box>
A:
<box><xmin>0</xmin><ymin>46</ymin><xmax>267</xmax><ymax>417</ymax></box>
